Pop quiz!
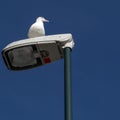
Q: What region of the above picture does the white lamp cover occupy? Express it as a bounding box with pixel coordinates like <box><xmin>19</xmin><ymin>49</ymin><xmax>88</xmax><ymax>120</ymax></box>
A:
<box><xmin>2</xmin><ymin>33</ymin><xmax>74</xmax><ymax>70</ymax></box>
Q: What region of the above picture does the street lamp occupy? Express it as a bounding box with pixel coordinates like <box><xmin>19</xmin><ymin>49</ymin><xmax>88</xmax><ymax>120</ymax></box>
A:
<box><xmin>2</xmin><ymin>33</ymin><xmax>74</xmax><ymax>120</ymax></box>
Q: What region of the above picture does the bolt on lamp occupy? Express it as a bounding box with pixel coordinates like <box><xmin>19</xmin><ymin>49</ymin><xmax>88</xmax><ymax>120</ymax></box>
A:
<box><xmin>1</xmin><ymin>33</ymin><xmax>75</xmax><ymax>120</ymax></box>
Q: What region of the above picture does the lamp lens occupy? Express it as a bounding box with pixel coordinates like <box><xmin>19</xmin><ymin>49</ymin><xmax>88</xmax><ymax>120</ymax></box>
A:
<box><xmin>8</xmin><ymin>46</ymin><xmax>37</xmax><ymax>67</ymax></box>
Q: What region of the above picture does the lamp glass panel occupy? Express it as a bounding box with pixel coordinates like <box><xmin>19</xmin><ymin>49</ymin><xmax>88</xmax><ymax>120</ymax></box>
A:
<box><xmin>8</xmin><ymin>46</ymin><xmax>37</xmax><ymax>67</ymax></box>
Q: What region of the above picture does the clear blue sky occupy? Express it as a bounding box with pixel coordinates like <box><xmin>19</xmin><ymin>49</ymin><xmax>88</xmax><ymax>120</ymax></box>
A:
<box><xmin>0</xmin><ymin>0</ymin><xmax>120</xmax><ymax>120</ymax></box>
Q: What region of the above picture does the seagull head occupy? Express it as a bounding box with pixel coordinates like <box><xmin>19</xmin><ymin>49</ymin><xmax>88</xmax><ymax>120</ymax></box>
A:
<box><xmin>36</xmin><ymin>17</ymin><xmax>49</xmax><ymax>22</ymax></box>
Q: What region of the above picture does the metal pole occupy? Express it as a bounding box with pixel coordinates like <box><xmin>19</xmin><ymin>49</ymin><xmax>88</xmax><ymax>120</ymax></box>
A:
<box><xmin>64</xmin><ymin>47</ymin><xmax>72</xmax><ymax>120</ymax></box>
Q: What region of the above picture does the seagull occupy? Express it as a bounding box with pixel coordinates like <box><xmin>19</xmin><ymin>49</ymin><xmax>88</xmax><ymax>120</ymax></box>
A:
<box><xmin>28</xmin><ymin>17</ymin><xmax>49</xmax><ymax>38</ymax></box>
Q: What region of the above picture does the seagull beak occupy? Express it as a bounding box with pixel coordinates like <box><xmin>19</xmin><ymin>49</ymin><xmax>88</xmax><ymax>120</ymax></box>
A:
<box><xmin>44</xmin><ymin>19</ymin><xmax>49</xmax><ymax>22</ymax></box>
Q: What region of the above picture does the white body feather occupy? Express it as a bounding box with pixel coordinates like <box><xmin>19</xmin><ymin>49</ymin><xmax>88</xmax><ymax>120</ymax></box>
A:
<box><xmin>28</xmin><ymin>17</ymin><xmax>48</xmax><ymax>38</ymax></box>
<box><xmin>28</xmin><ymin>21</ymin><xmax>45</xmax><ymax>38</ymax></box>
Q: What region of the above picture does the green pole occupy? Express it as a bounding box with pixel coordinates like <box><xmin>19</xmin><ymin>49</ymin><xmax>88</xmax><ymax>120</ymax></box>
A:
<box><xmin>64</xmin><ymin>47</ymin><xmax>72</xmax><ymax>120</ymax></box>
